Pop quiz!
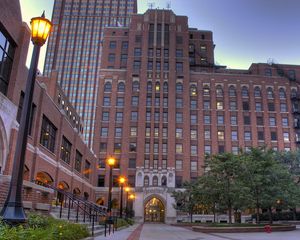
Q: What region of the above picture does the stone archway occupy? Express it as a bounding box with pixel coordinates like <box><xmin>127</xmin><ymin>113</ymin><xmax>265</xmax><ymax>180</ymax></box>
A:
<box><xmin>144</xmin><ymin>197</ymin><xmax>165</xmax><ymax>223</ymax></box>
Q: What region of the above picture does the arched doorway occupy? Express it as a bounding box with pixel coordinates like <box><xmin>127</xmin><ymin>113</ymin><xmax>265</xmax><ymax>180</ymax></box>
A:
<box><xmin>144</xmin><ymin>197</ymin><xmax>165</xmax><ymax>222</ymax></box>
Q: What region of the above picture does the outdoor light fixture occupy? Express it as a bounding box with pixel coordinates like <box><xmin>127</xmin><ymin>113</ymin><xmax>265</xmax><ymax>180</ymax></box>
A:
<box><xmin>30</xmin><ymin>12</ymin><xmax>52</xmax><ymax>46</ymax></box>
<box><xmin>107</xmin><ymin>157</ymin><xmax>116</xmax><ymax>214</ymax></box>
<box><xmin>107</xmin><ymin>157</ymin><xmax>116</xmax><ymax>167</ymax></box>
<box><xmin>0</xmin><ymin>11</ymin><xmax>52</xmax><ymax>224</ymax></box>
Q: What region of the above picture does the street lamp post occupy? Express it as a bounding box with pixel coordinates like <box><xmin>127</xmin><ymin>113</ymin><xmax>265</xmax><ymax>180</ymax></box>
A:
<box><xmin>118</xmin><ymin>176</ymin><xmax>126</xmax><ymax>218</ymax></box>
<box><xmin>0</xmin><ymin>12</ymin><xmax>52</xmax><ymax>224</ymax></box>
<box><xmin>107</xmin><ymin>157</ymin><xmax>115</xmax><ymax>215</ymax></box>
<box><xmin>124</xmin><ymin>187</ymin><xmax>130</xmax><ymax>218</ymax></box>
<box><xmin>128</xmin><ymin>193</ymin><xmax>135</xmax><ymax>218</ymax></box>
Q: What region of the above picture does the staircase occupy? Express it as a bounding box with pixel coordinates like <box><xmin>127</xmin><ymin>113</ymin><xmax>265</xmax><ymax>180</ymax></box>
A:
<box><xmin>50</xmin><ymin>205</ymin><xmax>106</xmax><ymax>237</ymax></box>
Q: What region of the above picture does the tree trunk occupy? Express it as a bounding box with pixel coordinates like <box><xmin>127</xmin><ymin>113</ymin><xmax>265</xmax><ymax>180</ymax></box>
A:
<box><xmin>213</xmin><ymin>203</ymin><xmax>216</xmax><ymax>223</ymax></box>
<box><xmin>268</xmin><ymin>207</ymin><xmax>273</xmax><ymax>224</ymax></box>
<box><xmin>292</xmin><ymin>207</ymin><xmax>297</xmax><ymax>221</ymax></box>
<box><xmin>228</xmin><ymin>206</ymin><xmax>232</xmax><ymax>224</ymax></box>
<box><xmin>190</xmin><ymin>210</ymin><xmax>193</xmax><ymax>223</ymax></box>
<box><xmin>256</xmin><ymin>195</ymin><xmax>260</xmax><ymax>224</ymax></box>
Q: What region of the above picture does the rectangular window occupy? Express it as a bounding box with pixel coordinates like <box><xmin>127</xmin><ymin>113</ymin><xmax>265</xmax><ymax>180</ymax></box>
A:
<box><xmin>155</xmin><ymin>112</ymin><xmax>160</xmax><ymax>121</ymax></box>
<box><xmin>244</xmin><ymin>131</ymin><xmax>251</xmax><ymax>140</ymax></box>
<box><xmin>60</xmin><ymin>136</ymin><xmax>72</xmax><ymax>164</ymax></box>
<box><xmin>115</xmin><ymin>112</ymin><xmax>123</xmax><ymax>122</ymax></box>
<box><xmin>155</xmin><ymin>97</ymin><xmax>160</xmax><ymax>107</ymax></box>
<box><xmin>116</xmin><ymin>97</ymin><xmax>124</xmax><ymax>107</ymax></box>
<box><xmin>40</xmin><ymin>116</ymin><xmax>57</xmax><ymax>152</ymax></box>
<box><xmin>102</xmin><ymin>111</ymin><xmax>109</xmax><ymax>121</ymax></box>
<box><xmin>147</xmin><ymin>61</ymin><xmax>153</xmax><ymax>70</ymax></box>
<box><xmin>131</xmin><ymin>96</ymin><xmax>139</xmax><ymax>106</ymax></box>
<box><xmin>255</xmin><ymin>102</ymin><xmax>262</xmax><ymax>111</ymax></box>
<box><xmin>122</xmin><ymin>41</ymin><xmax>128</xmax><ymax>49</ymax></box>
<box><xmin>204</xmin><ymin>101</ymin><xmax>210</xmax><ymax>110</ymax></box>
<box><xmin>101</xmin><ymin>127</ymin><xmax>108</xmax><ymax>137</ymax></box>
<box><xmin>134</xmin><ymin>48</ymin><xmax>141</xmax><ymax>57</ymax></box>
<box><xmin>283</xmin><ymin>132</ymin><xmax>290</xmax><ymax>142</ymax></box>
<box><xmin>129</xmin><ymin>142</ymin><xmax>137</xmax><ymax>152</ymax></box>
<box><xmin>280</xmin><ymin>103</ymin><xmax>287</xmax><ymax>112</ymax></box>
<box><xmin>218</xmin><ymin>131</ymin><xmax>225</xmax><ymax>140</ymax></box>
<box><xmin>153</xmin><ymin>159</ymin><xmax>158</xmax><ymax>169</ymax></box>
<box><xmin>176</xmin><ymin>62</ymin><xmax>183</xmax><ymax>72</ymax></box>
<box><xmin>146</xmin><ymin>111</ymin><xmax>151</xmax><ymax>121</ymax></box>
<box><xmin>175</xmin><ymin>176</ymin><xmax>183</xmax><ymax>188</ymax></box>
<box><xmin>97</xmin><ymin>175</ymin><xmax>105</xmax><ymax>187</ymax></box>
<box><xmin>232</xmin><ymin>146</ymin><xmax>239</xmax><ymax>154</ymax></box>
<box><xmin>176</xmin><ymin>128</ymin><xmax>183</xmax><ymax>138</ymax></box>
<box><xmin>190</xmin><ymin>100</ymin><xmax>197</xmax><ymax>109</ymax></box>
<box><xmin>282</xmin><ymin>117</ymin><xmax>289</xmax><ymax>127</ymax></box>
<box><xmin>120</xmin><ymin>54</ymin><xmax>127</xmax><ymax>64</ymax></box>
<box><xmin>108</xmin><ymin>53</ymin><xmax>115</xmax><ymax>62</ymax></box>
<box><xmin>271</xmin><ymin>132</ymin><xmax>277</xmax><ymax>141</ymax></box>
<box><xmin>162</xmin><ymin>143</ymin><xmax>168</xmax><ymax>154</ymax></box>
<box><xmin>231</xmin><ymin>131</ymin><xmax>238</xmax><ymax>141</ymax></box>
<box><xmin>176</xmin><ymin>49</ymin><xmax>183</xmax><ymax>57</ymax></box>
<box><xmin>204</xmin><ymin>130</ymin><xmax>210</xmax><ymax>140</ymax></box>
<box><xmin>115</xmin><ymin>127</ymin><xmax>122</xmax><ymax>137</ymax></box>
<box><xmin>244</xmin><ymin>116</ymin><xmax>251</xmax><ymax>125</ymax></box>
<box><xmin>163</xmin><ymin>128</ymin><xmax>168</xmax><ymax>138</ymax></box>
<box><xmin>74</xmin><ymin>150</ymin><xmax>82</xmax><ymax>172</ymax></box>
<box><xmin>109</xmin><ymin>41</ymin><xmax>116</xmax><ymax>49</ymax></box>
<box><xmin>191</xmin><ymin>114</ymin><xmax>197</xmax><ymax>124</ymax></box>
<box><xmin>217</xmin><ymin>115</ymin><xmax>224</xmax><ymax>125</ymax></box>
<box><xmin>84</xmin><ymin>160</ymin><xmax>91</xmax><ymax>179</ymax></box>
<box><xmin>176</xmin><ymin>144</ymin><xmax>183</xmax><ymax>154</ymax></box>
<box><xmin>243</xmin><ymin>102</ymin><xmax>249</xmax><ymax>111</ymax></box>
<box><xmin>176</xmin><ymin>98</ymin><xmax>183</xmax><ymax>108</ymax></box>
<box><xmin>268</xmin><ymin>102</ymin><xmax>275</xmax><ymax>111</ymax></box>
<box><xmin>154</xmin><ymin>127</ymin><xmax>159</xmax><ymax>137</ymax></box>
<box><xmin>0</xmin><ymin>30</ymin><xmax>15</xmax><ymax>95</ymax></box>
<box><xmin>131</xmin><ymin>111</ymin><xmax>138</xmax><ymax>121</ymax></box>
<box><xmin>257</xmin><ymin>116</ymin><xmax>264</xmax><ymax>125</ymax></box>
<box><xmin>144</xmin><ymin>159</ymin><xmax>150</xmax><ymax>169</ymax></box>
<box><xmin>176</xmin><ymin>112</ymin><xmax>183</xmax><ymax>123</ymax></box>
<box><xmin>229</xmin><ymin>101</ymin><xmax>237</xmax><ymax>110</ymax></box>
<box><xmin>204</xmin><ymin>145</ymin><xmax>211</xmax><ymax>154</ymax></box>
<box><xmin>129</xmin><ymin>158</ymin><xmax>136</xmax><ymax>168</ymax></box>
<box><xmin>216</xmin><ymin>101</ymin><xmax>224</xmax><ymax>110</ymax></box>
<box><xmin>191</xmin><ymin>161</ymin><xmax>197</xmax><ymax>172</ymax></box>
<box><xmin>258</xmin><ymin>131</ymin><xmax>264</xmax><ymax>141</ymax></box>
<box><xmin>145</xmin><ymin>143</ymin><xmax>150</xmax><ymax>153</ymax></box>
<box><xmin>100</xmin><ymin>142</ymin><xmax>107</xmax><ymax>152</ymax></box>
<box><xmin>269</xmin><ymin>117</ymin><xmax>276</xmax><ymax>126</ymax></box>
<box><xmin>176</xmin><ymin>160</ymin><xmax>183</xmax><ymax>170</ymax></box>
<box><xmin>191</xmin><ymin>145</ymin><xmax>197</xmax><ymax>155</ymax></box>
<box><xmin>153</xmin><ymin>143</ymin><xmax>159</xmax><ymax>153</ymax></box>
<box><xmin>163</xmin><ymin>97</ymin><xmax>168</xmax><ymax>107</ymax></box>
<box><xmin>190</xmin><ymin>129</ymin><xmax>197</xmax><ymax>140</ymax></box>
<box><xmin>133</xmin><ymin>61</ymin><xmax>141</xmax><ymax>70</ymax></box>
<box><xmin>114</xmin><ymin>143</ymin><xmax>122</xmax><ymax>154</ymax></box>
<box><xmin>103</xmin><ymin>96</ymin><xmax>110</xmax><ymax>106</ymax></box>
<box><xmin>204</xmin><ymin>115</ymin><xmax>211</xmax><ymax>124</ymax></box>
<box><xmin>130</xmin><ymin>127</ymin><xmax>137</xmax><ymax>137</ymax></box>
<box><xmin>230</xmin><ymin>115</ymin><xmax>237</xmax><ymax>125</ymax></box>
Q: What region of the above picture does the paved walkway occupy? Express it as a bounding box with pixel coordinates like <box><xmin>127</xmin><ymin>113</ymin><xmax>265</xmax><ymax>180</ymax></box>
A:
<box><xmin>95</xmin><ymin>223</ymin><xmax>300</xmax><ymax>240</ymax></box>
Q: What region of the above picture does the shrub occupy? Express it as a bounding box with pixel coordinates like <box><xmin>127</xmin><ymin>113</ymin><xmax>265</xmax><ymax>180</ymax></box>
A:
<box><xmin>116</xmin><ymin>218</ymin><xmax>129</xmax><ymax>228</ymax></box>
<box><xmin>252</xmin><ymin>211</ymin><xmax>300</xmax><ymax>221</ymax></box>
<box><xmin>126</xmin><ymin>218</ymin><xmax>134</xmax><ymax>225</ymax></box>
<box><xmin>27</xmin><ymin>213</ymin><xmax>49</xmax><ymax>229</ymax></box>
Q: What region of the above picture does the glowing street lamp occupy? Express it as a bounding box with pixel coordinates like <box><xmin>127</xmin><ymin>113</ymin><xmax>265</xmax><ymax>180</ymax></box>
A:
<box><xmin>118</xmin><ymin>176</ymin><xmax>126</xmax><ymax>218</ymax></box>
<box><xmin>0</xmin><ymin>12</ymin><xmax>52</xmax><ymax>224</ymax></box>
<box><xmin>107</xmin><ymin>157</ymin><xmax>116</xmax><ymax>214</ymax></box>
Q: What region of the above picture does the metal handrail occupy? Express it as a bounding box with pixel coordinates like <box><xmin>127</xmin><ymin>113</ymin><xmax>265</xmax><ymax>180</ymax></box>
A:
<box><xmin>34</xmin><ymin>180</ymin><xmax>115</xmax><ymax>236</ymax></box>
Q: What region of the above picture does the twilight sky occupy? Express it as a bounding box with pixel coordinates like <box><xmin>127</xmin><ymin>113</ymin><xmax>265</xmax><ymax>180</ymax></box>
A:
<box><xmin>20</xmin><ymin>0</ymin><xmax>300</xmax><ymax>72</ymax></box>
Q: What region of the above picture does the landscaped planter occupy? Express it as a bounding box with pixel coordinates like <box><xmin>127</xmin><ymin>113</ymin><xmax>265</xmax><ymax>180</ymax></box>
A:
<box><xmin>192</xmin><ymin>224</ymin><xmax>296</xmax><ymax>233</ymax></box>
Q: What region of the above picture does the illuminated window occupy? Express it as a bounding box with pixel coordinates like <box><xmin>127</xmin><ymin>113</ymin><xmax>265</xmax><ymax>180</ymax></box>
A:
<box><xmin>190</xmin><ymin>85</ymin><xmax>197</xmax><ymax>96</ymax></box>
<box><xmin>176</xmin><ymin>144</ymin><xmax>183</xmax><ymax>154</ymax></box>
<box><xmin>218</xmin><ymin>131</ymin><xmax>224</xmax><ymax>140</ymax></box>
<box><xmin>216</xmin><ymin>101</ymin><xmax>223</xmax><ymax>110</ymax></box>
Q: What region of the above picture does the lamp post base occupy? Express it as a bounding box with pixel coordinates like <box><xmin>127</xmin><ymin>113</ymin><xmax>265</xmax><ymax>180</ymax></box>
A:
<box><xmin>0</xmin><ymin>201</ymin><xmax>26</xmax><ymax>225</ymax></box>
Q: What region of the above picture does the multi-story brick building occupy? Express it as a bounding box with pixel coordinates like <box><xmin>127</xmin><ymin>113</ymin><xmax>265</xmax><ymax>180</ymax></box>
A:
<box><xmin>0</xmin><ymin>0</ymin><xmax>96</xmax><ymax>212</ymax></box>
<box><xmin>95</xmin><ymin>9</ymin><xmax>300</xmax><ymax>223</ymax></box>
<box><xmin>44</xmin><ymin>0</ymin><xmax>138</xmax><ymax>146</ymax></box>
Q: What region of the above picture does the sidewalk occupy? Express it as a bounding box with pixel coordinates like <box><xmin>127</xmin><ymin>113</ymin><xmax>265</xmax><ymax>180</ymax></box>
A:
<box><xmin>93</xmin><ymin>224</ymin><xmax>141</xmax><ymax>240</ymax></box>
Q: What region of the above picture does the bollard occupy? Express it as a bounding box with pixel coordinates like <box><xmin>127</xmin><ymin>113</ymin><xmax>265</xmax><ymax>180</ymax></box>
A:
<box><xmin>264</xmin><ymin>225</ymin><xmax>272</xmax><ymax>233</ymax></box>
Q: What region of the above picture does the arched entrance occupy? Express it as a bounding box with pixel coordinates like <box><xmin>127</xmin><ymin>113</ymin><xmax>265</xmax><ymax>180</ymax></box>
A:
<box><xmin>144</xmin><ymin>197</ymin><xmax>165</xmax><ymax>222</ymax></box>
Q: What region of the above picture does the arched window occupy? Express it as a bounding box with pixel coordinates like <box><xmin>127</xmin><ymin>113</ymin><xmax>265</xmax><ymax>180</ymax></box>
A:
<box><xmin>241</xmin><ymin>86</ymin><xmax>249</xmax><ymax>97</ymax></box>
<box><xmin>228</xmin><ymin>86</ymin><xmax>236</xmax><ymax>97</ymax></box>
<box><xmin>190</xmin><ymin>85</ymin><xmax>197</xmax><ymax>96</ymax></box>
<box><xmin>279</xmin><ymin>88</ymin><xmax>286</xmax><ymax>99</ymax></box>
<box><xmin>176</xmin><ymin>82</ymin><xmax>183</xmax><ymax>93</ymax></box>
<box><xmin>216</xmin><ymin>85</ymin><xmax>223</xmax><ymax>97</ymax></box>
<box><xmin>203</xmin><ymin>85</ymin><xmax>210</xmax><ymax>96</ymax></box>
<box><xmin>117</xmin><ymin>82</ymin><xmax>125</xmax><ymax>92</ymax></box>
<box><xmin>155</xmin><ymin>82</ymin><xmax>160</xmax><ymax>92</ymax></box>
<box><xmin>152</xmin><ymin>176</ymin><xmax>158</xmax><ymax>186</ymax></box>
<box><xmin>267</xmin><ymin>87</ymin><xmax>274</xmax><ymax>99</ymax></box>
<box><xmin>161</xmin><ymin>176</ymin><xmax>167</xmax><ymax>186</ymax></box>
<box><xmin>132</xmin><ymin>81</ymin><xmax>139</xmax><ymax>92</ymax></box>
<box><xmin>254</xmin><ymin>86</ymin><xmax>261</xmax><ymax>97</ymax></box>
<box><xmin>147</xmin><ymin>82</ymin><xmax>152</xmax><ymax>92</ymax></box>
<box><xmin>163</xmin><ymin>82</ymin><xmax>168</xmax><ymax>93</ymax></box>
<box><xmin>144</xmin><ymin>176</ymin><xmax>149</xmax><ymax>187</ymax></box>
<box><xmin>104</xmin><ymin>82</ymin><xmax>112</xmax><ymax>92</ymax></box>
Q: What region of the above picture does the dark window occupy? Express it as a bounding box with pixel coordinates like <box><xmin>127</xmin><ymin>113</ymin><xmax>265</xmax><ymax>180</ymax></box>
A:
<box><xmin>176</xmin><ymin>82</ymin><xmax>183</xmax><ymax>93</ymax></box>
<box><xmin>175</xmin><ymin>176</ymin><xmax>183</xmax><ymax>188</ymax></box>
<box><xmin>109</xmin><ymin>41</ymin><xmax>116</xmax><ymax>49</ymax></box>
<box><xmin>131</xmin><ymin>111</ymin><xmax>138</xmax><ymax>121</ymax></box>
<box><xmin>244</xmin><ymin>116</ymin><xmax>251</xmax><ymax>125</ymax></box>
<box><xmin>148</xmin><ymin>48</ymin><xmax>153</xmax><ymax>57</ymax></box>
<box><xmin>116</xmin><ymin>97</ymin><xmax>124</xmax><ymax>107</ymax></box>
<box><xmin>117</xmin><ymin>82</ymin><xmax>125</xmax><ymax>92</ymax></box>
<box><xmin>176</xmin><ymin>49</ymin><xmax>183</xmax><ymax>57</ymax></box>
<box><xmin>288</xmin><ymin>70</ymin><xmax>296</xmax><ymax>80</ymax></box>
<box><xmin>128</xmin><ymin>175</ymin><xmax>135</xmax><ymax>187</ymax></box>
<box><xmin>133</xmin><ymin>61</ymin><xmax>141</xmax><ymax>70</ymax></box>
<box><xmin>268</xmin><ymin>102</ymin><xmax>275</xmax><ymax>111</ymax></box>
<box><xmin>129</xmin><ymin>142</ymin><xmax>137</xmax><ymax>152</ymax></box>
<box><xmin>98</xmin><ymin>159</ymin><xmax>106</xmax><ymax>168</ymax></box>
<box><xmin>257</xmin><ymin>116</ymin><xmax>264</xmax><ymax>125</ymax></box>
<box><xmin>97</xmin><ymin>175</ymin><xmax>105</xmax><ymax>187</ymax></box>
<box><xmin>103</xmin><ymin>96</ymin><xmax>110</xmax><ymax>106</ymax></box>
<box><xmin>147</xmin><ymin>61</ymin><xmax>153</xmax><ymax>70</ymax></box>
<box><xmin>176</xmin><ymin>36</ymin><xmax>183</xmax><ymax>44</ymax></box>
<box><xmin>129</xmin><ymin>158</ymin><xmax>136</xmax><ymax>168</ymax></box>
<box><xmin>108</xmin><ymin>53</ymin><xmax>115</xmax><ymax>62</ymax></box>
<box><xmin>102</xmin><ymin>111</ymin><xmax>109</xmax><ymax>121</ymax></box>
<box><xmin>131</xmin><ymin>96</ymin><xmax>139</xmax><ymax>106</ymax></box>
<box><xmin>132</xmin><ymin>81</ymin><xmax>139</xmax><ymax>92</ymax></box>
<box><xmin>121</xmin><ymin>41</ymin><xmax>128</xmax><ymax>49</ymax></box>
<box><xmin>114</xmin><ymin>143</ymin><xmax>122</xmax><ymax>154</ymax></box>
<box><xmin>40</xmin><ymin>116</ymin><xmax>57</xmax><ymax>152</ymax></box>
<box><xmin>242</xmin><ymin>102</ymin><xmax>249</xmax><ymax>111</ymax></box>
<box><xmin>271</xmin><ymin>132</ymin><xmax>277</xmax><ymax>141</ymax></box>
<box><xmin>228</xmin><ymin>86</ymin><xmax>236</xmax><ymax>97</ymax></box>
<box><xmin>101</xmin><ymin>127</ymin><xmax>108</xmax><ymax>137</ymax></box>
<box><xmin>265</xmin><ymin>68</ymin><xmax>272</xmax><ymax>76</ymax></box>
<box><xmin>104</xmin><ymin>82</ymin><xmax>112</xmax><ymax>92</ymax></box>
<box><xmin>0</xmin><ymin>30</ymin><xmax>15</xmax><ymax>95</ymax></box>
<box><xmin>75</xmin><ymin>150</ymin><xmax>82</xmax><ymax>172</ymax></box>
<box><xmin>120</xmin><ymin>54</ymin><xmax>127</xmax><ymax>64</ymax></box>
<box><xmin>100</xmin><ymin>142</ymin><xmax>107</xmax><ymax>152</ymax></box>
<box><xmin>164</xmin><ymin>49</ymin><xmax>169</xmax><ymax>58</ymax></box>
<box><xmin>218</xmin><ymin>145</ymin><xmax>225</xmax><ymax>153</ymax></box>
<box><xmin>60</xmin><ymin>136</ymin><xmax>72</xmax><ymax>164</ymax></box>
<box><xmin>258</xmin><ymin>131</ymin><xmax>264</xmax><ymax>141</ymax></box>
<box><xmin>135</xmin><ymin>35</ymin><xmax>142</xmax><ymax>43</ymax></box>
